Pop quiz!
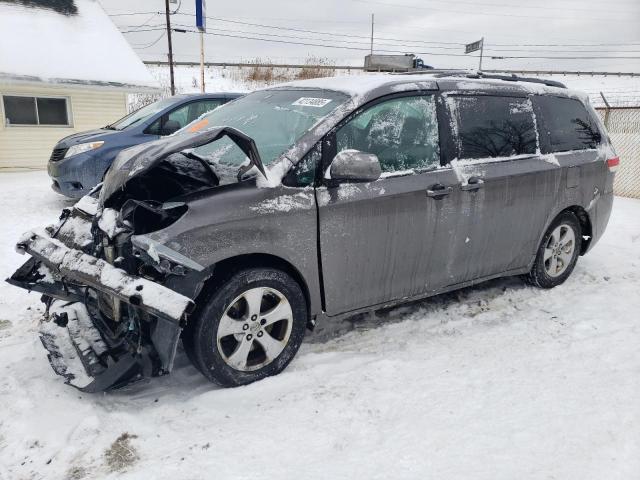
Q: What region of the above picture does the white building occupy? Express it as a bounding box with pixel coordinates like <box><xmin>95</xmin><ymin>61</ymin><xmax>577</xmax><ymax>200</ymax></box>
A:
<box><xmin>0</xmin><ymin>0</ymin><xmax>159</xmax><ymax>169</ymax></box>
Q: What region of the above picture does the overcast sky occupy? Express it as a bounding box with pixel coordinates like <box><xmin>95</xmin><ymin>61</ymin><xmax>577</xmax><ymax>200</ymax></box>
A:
<box><xmin>100</xmin><ymin>0</ymin><xmax>640</xmax><ymax>72</ymax></box>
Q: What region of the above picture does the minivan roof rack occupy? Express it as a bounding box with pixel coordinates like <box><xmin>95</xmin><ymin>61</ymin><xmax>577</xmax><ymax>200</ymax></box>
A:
<box><xmin>464</xmin><ymin>71</ymin><xmax>567</xmax><ymax>89</ymax></box>
<box><xmin>394</xmin><ymin>69</ymin><xmax>567</xmax><ymax>89</ymax></box>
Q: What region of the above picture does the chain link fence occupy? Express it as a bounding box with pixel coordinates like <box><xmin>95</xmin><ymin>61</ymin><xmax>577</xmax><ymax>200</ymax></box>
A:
<box><xmin>596</xmin><ymin>107</ymin><xmax>640</xmax><ymax>199</ymax></box>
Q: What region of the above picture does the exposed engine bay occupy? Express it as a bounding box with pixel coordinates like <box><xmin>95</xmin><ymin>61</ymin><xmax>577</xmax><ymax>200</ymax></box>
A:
<box><xmin>8</xmin><ymin>127</ymin><xmax>266</xmax><ymax>392</ymax></box>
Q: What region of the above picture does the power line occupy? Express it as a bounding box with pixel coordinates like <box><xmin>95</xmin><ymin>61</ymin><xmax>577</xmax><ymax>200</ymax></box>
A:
<box><xmin>114</xmin><ymin>12</ymin><xmax>640</xmax><ymax>50</ymax></box>
<box><xmin>132</xmin><ymin>31</ymin><xmax>167</xmax><ymax>49</ymax></box>
<box><xmin>121</xmin><ymin>21</ymin><xmax>640</xmax><ymax>59</ymax></box>
<box><xmin>188</xmin><ymin>14</ymin><xmax>640</xmax><ymax>48</ymax></box>
<box><xmin>120</xmin><ymin>27</ymin><xmax>166</xmax><ymax>34</ymax></box>
<box><xmin>169</xmin><ymin>23</ymin><xmax>465</xmax><ymax>50</ymax></box>
<box><xmin>119</xmin><ymin>13</ymin><xmax>158</xmax><ymax>30</ymax></box>
<box><xmin>108</xmin><ymin>11</ymin><xmax>158</xmax><ymax>17</ymax></box>
<box><xmin>174</xmin><ymin>13</ymin><xmax>468</xmax><ymax>45</ymax></box>
<box><xmin>189</xmin><ymin>28</ymin><xmax>475</xmax><ymax>55</ymax></box>
<box><xmin>350</xmin><ymin>0</ymin><xmax>637</xmax><ymax>23</ymax></box>
<box><xmin>489</xmin><ymin>54</ymin><xmax>640</xmax><ymax>59</ymax></box>
<box><xmin>352</xmin><ymin>0</ymin><xmax>638</xmax><ymax>16</ymax></box>
<box><xmin>485</xmin><ymin>47</ymin><xmax>640</xmax><ymax>54</ymax></box>
<box><xmin>167</xmin><ymin>23</ymin><xmax>640</xmax><ymax>54</ymax></box>
<box><xmin>171</xmin><ymin>27</ymin><xmax>640</xmax><ymax>60</ymax></box>
<box><xmin>489</xmin><ymin>41</ymin><xmax>640</xmax><ymax>47</ymax></box>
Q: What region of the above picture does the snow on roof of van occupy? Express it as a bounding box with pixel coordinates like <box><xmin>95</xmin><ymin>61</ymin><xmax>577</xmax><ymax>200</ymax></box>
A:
<box><xmin>277</xmin><ymin>73</ymin><xmax>438</xmax><ymax>97</ymax></box>
<box><xmin>277</xmin><ymin>72</ymin><xmax>586</xmax><ymax>101</ymax></box>
<box><xmin>0</xmin><ymin>0</ymin><xmax>159</xmax><ymax>91</ymax></box>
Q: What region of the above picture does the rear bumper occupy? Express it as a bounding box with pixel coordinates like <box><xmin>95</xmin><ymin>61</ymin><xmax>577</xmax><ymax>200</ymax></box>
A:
<box><xmin>7</xmin><ymin>208</ymin><xmax>194</xmax><ymax>391</ymax></box>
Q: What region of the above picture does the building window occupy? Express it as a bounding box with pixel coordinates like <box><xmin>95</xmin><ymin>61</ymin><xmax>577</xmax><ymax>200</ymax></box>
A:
<box><xmin>3</xmin><ymin>95</ymin><xmax>71</xmax><ymax>126</ymax></box>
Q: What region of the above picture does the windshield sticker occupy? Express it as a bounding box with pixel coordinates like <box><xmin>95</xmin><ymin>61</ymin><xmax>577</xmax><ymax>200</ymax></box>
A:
<box><xmin>292</xmin><ymin>97</ymin><xmax>332</xmax><ymax>108</ymax></box>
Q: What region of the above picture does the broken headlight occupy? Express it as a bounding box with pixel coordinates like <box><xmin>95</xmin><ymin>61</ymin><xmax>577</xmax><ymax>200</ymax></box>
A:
<box><xmin>119</xmin><ymin>199</ymin><xmax>187</xmax><ymax>235</ymax></box>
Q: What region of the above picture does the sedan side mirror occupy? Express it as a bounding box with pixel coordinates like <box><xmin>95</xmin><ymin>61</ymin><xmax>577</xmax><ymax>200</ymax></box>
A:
<box><xmin>330</xmin><ymin>150</ymin><xmax>382</xmax><ymax>183</ymax></box>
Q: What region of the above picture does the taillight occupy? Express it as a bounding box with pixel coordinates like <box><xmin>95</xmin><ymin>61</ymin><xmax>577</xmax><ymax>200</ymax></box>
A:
<box><xmin>606</xmin><ymin>156</ymin><xmax>620</xmax><ymax>172</ymax></box>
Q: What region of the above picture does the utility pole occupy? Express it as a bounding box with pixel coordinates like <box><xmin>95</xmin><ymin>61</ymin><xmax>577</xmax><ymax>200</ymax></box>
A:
<box><xmin>164</xmin><ymin>0</ymin><xmax>175</xmax><ymax>96</ymax></box>
<box><xmin>479</xmin><ymin>36</ymin><xmax>484</xmax><ymax>71</ymax></box>
<box><xmin>370</xmin><ymin>13</ymin><xmax>374</xmax><ymax>55</ymax></box>
<box><xmin>199</xmin><ymin>31</ymin><xmax>205</xmax><ymax>93</ymax></box>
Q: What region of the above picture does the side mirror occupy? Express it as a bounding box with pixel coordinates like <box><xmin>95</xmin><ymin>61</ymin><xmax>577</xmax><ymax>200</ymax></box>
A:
<box><xmin>330</xmin><ymin>150</ymin><xmax>382</xmax><ymax>183</ymax></box>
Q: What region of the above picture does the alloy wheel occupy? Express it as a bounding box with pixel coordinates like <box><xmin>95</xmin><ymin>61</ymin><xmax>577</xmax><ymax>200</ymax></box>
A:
<box><xmin>543</xmin><ymin>224</ymin><xmax>576</xmax><ymax>277</ymax></box>
<box><xmin>216</xmin><ymin>287</ymin><xmax>293</xmax><ymax>372</ymax></box>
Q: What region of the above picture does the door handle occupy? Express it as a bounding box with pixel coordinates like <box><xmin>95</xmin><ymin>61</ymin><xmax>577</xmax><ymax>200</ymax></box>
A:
<box><xmin>460</xmin><ymin>176</ymin><xmax>485</xmax><ymax>191</ymax></box>
<box><xmin>426</xmin><ymin>184</ymin><xmax>453</xmax><ymax>198</ymax></box>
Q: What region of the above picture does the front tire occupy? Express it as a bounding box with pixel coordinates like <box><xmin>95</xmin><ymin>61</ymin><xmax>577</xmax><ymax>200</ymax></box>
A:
<box><xmin>527</xmin><ymin>211</ymin><xmax>582</xmax><ymax>289</ymax></box>
<box><xmin>185</xmin><ymin>268</ymin><xmax>307</xmax><ymax>387</ymax></box>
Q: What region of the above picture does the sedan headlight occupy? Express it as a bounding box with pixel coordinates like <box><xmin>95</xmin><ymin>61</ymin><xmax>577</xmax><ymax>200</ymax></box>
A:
<box><xmin>64</xmin><ymin>141</ymin><xmax>105</xmax><ymax>159</ymax></box>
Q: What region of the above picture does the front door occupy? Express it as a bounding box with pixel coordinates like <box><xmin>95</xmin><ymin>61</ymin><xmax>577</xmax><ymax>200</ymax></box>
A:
<box><xmin>317</xmin><ymin>93</ymin><xmax>464</xmax><ymax>315</ymax></box>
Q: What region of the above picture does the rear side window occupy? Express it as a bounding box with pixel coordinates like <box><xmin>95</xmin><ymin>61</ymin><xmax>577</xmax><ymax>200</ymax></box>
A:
<box><xmin>188</xmin><ymin>99</ymin><xmax>225</xmax><ymax>120</ymax></box>
<box><xmin>536</xmin><ymin>96</ymin><xmax>600</xmax><ymax>153</ymax></box>
<box><xmin>447</xmin><ymin>95</ymin><xmax>537</xmax><ymax>159</ymax></box>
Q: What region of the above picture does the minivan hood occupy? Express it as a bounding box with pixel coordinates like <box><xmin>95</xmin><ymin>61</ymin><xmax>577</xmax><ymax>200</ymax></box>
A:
<box><xmin>100</xmin><ymin>126</ymin><xmax>265</xmax><ymax>204</ymax></box>
<box><xmin>56</xmin><ymin>128</ymin><xmax>121</xmax><ymax>148</ymax></box>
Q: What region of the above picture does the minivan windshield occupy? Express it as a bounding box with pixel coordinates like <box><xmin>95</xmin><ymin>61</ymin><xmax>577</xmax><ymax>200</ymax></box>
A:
<box><xmin>188</xmin><ymin>89</ymin><xmax>349</xmax><ymax>167</ymax></box>
<box><xmin>108</xmin><ymin>97</ymin><xmax>178</xmax><ymax>131</ymax></box>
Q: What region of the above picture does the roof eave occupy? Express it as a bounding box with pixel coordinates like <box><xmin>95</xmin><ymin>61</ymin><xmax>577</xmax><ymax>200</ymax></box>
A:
<box><xmin>0</xmin><ymin>72</ymin><xmax>161</xmax><ymax>93</ymax></box>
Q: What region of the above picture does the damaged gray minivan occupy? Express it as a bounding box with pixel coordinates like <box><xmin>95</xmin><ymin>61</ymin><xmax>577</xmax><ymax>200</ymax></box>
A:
<box><xmin>8</xmin><ymin>72</ymin><xmax>618</xmax><ymax>391</ymax></box>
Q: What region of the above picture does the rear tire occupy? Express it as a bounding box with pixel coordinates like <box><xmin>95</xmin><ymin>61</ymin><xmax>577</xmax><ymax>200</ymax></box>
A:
<box><xmin>527</xmin><ymin>211</ymin><xmax>582</xmax><ymax>289</ymax></box>
<box><xmin>184</xmin><ymin>268</ymin><xmax>307</xmax><ymax>387</ymax></box>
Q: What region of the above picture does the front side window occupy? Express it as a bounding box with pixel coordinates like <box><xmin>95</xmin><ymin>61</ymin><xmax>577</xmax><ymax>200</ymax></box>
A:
<box><xmin>335</xmin><ymin>95</ymin><xmax>440</xmax><ymax>173</ymax></box>
<box><xmin>536</xmin><ymin>96</ymin><xmax>600</xmax><ymax>152</ymax></box>
<box><xmin>3</xmin><ymin>95</ymin><xmax>69</xmax><ymax>126</ymax></box>
<box><xmin>447</xmin><ymin>95</ymin><xmax>537</xmax><ymax>159</ymax></box>
<box><xmin>147</xmin><ymin>101</ymin><xmax>220</xmax><ymax>136</ymax></box>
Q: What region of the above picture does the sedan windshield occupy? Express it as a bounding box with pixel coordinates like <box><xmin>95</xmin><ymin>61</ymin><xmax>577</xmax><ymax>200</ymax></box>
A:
<box><xmin>109</xmin><ymin>97</ymin><xmax>178</xmax><ymax>131</ymax></box>
<box><xmin>188</xmin><ymin>89</ymin><xmax>349</xmax><ymax>168</ymax></box>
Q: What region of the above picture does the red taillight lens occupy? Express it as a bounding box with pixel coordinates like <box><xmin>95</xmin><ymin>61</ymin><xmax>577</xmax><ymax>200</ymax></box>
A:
<box><xmin>606</xmin><ymin>156</ymin><xmax>620</xmax><ymax>172</ymax></box>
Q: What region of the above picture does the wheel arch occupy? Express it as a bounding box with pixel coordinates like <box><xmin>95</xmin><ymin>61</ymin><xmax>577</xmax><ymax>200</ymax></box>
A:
<box><xmin>563</xmin><ymin>205</ymin><xmax>593</xmax><ymax>255</ymax></box>
<box><xmin>194</xmin><ymin>253</ymin><xmax>312</xmax><ymax>324</ymax></box>
<box><xmin>531</xmin><ymin>204</ymin><xmax>593</xmax><ymax>270</ymax></box>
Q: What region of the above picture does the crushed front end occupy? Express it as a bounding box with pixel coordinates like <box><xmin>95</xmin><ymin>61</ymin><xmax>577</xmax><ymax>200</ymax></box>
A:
<box><xmin>7</xmin><ymin>127</ymin><xmax>267</xmax><ymax>392</ymax></box>
<box><xmin>8</xmin><ymin>197</ymin><xmax>195</xmax><ymax>392</ymax></box>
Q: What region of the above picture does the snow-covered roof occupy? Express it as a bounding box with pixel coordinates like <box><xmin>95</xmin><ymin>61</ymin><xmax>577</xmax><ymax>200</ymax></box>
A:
<box><xmin>0</xmin><ymin>0</ymin><xmax>159</xmax><ymax>91</ymax></box>
<box><xmin>277</xmin><ymin>71</ymin><xmax>585</xmax><ymax>101</ymax></box>
<box><xmin>277</xmin><ymin>73</ymin><xmax>426</xmax><ymax>97</ymax></box>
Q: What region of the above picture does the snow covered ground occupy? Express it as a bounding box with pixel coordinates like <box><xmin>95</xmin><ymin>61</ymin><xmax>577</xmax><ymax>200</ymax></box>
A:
<box><xmin>0</xmin><ymin>171</ymin><xmax>639</xmax><ymax>480</ymax></box>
